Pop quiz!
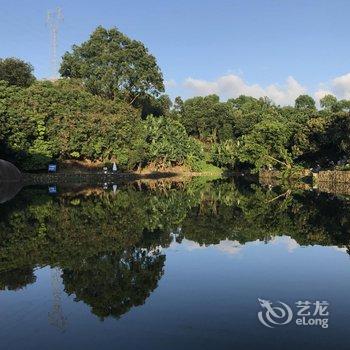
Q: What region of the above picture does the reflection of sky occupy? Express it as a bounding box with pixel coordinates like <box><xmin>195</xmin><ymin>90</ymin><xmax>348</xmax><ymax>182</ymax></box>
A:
<box><xmin>1</xmin><ymin>235</ymin><xmax>350</xmax><ymax>349</ymax></box>
<box><xmin>167</xmin><ymin>235</ymin><xmax>349</xmax><ymax>256</ymax></box>
<box><xmin>168</xmin><ymin>238</ymin><xmax>243</xmax><ymax>255</ymax></box>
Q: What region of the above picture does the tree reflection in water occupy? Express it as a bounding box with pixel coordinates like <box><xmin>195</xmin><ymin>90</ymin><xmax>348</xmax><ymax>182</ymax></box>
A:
<box><xmin>0</xmin><ymin>267</ymin><xmax>36</xmax><ymax>291</ymax></box>
<box><xmin>62</xmin><ymin>248</ymin><xmax>165</xmax><ymax>319</ymax></box>
<box><xmin>1</xmin><ymin>178</ymin><xmax>350</xmax><ymax>318</ymax></box>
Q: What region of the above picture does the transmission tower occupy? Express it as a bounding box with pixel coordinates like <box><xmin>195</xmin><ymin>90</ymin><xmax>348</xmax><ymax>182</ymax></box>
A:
<box><xmin>48</xmin><ymin>267</ymin><xmax>67</xmax><ymax>332</ymax></box>
<box><xmin>46</xmin><ymin>8</ymin><xmax>63</xmax><ymax>80</ymax></box>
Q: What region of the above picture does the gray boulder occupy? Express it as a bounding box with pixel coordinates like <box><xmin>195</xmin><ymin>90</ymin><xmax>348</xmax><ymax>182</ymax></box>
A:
<box><xmin>0</xmin><ymin>160</ymin><xmax>22</xmax><ymax>204</ymax></box>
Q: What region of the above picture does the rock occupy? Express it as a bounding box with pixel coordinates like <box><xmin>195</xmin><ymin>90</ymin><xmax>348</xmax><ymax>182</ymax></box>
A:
<box><xmin>0</xmin><ymin>159</ymin><xmax>21</xmax><ymax>182</ymax></box>
<box><xmin>0</xmin><ymin>181</ymin><xmax>22</xmax><ymax>204</ymax></box>
<box><xmin>0</xmin><ymin>160</ymin><xmax>22</xmax><ymax>204</ymax></box>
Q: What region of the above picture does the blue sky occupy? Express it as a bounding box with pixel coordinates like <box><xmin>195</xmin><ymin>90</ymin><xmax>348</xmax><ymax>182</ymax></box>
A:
<box><xmin>1</xmin><ymin>0</ymin><xmax>350</xmax><ymax>104</ymax></box>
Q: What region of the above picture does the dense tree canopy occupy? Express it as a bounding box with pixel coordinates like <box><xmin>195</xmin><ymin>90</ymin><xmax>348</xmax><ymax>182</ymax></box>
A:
<box><xmin>295</xmin><ymin>94</ymin><xmax>316</xmax><ymax>110</ymax></box>
<box><xmin>63</xmin><ymin>249</ymin><xmax>165</xmax><ymax>319</ymax></box>
<box><xmin>0</xmin><ymin>57</ymin><xmax>35</xmax><ymax>87</ymax></box>
<box><xmin>60</xmin><ymin>26</ymin><xmax>164</xmax><ymax>102</ymax></box>
<box><xmin>143</xmin><ymin>115</ymin><xmax>203</xmax><ymax>168</ymax></box>
<box><xmin>1</xmin><ymin>26</ymin><xmax>350</xmax><ymax>173</ymax></box>
<box><xmin>238</xmin><ymin>118</ymin><xmax>293</xmax><ymax>171</ymax></box>
<box><xmin>175</xmin><ymin>94</ymin><xmax>236</xmax><ymax>142</ymax></box>
<box><xmin>0</xmin><ymin>80</ymin><xmax>145</xmax><ymax>170</ymax></box>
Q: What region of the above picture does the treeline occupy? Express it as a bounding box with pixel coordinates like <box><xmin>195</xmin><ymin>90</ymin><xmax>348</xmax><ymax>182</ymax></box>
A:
<box><xmin>1</xmin><ymin>26</ymin><xmax>350</xmax><ymax>172</ymax></box>
<box><xmin>1</xmin><ymin>180</ymin><xmax>350</xmax><ymax>272</ymax></box>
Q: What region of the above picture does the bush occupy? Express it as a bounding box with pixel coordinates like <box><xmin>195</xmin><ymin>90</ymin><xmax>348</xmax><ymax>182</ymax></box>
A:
<box><xmin>186</xmin><ymin>156</ymin><xmax>222</xmax><ymax>174</ymax></box>
<box><xmin>143</xmin><ymin>115</ymin><xmax>204</xmax><ymax>168</ymax></box>
<box><xmin>0</xmin><ymin>58</ymin><xmax>35</xmax><ymax>87</ymax></box>
<box><xmin>1</xmin><ymin>80</ymin><xmax>144</xmax><ymax>170</ymax></box>
<box><xmin>211</xmin><ymin>139</ymin><xmax>238</xmax><ymax>168</ymax></box>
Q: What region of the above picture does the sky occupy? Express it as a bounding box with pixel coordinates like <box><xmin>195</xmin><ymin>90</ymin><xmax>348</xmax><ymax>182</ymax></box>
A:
<box><xmin>1</xmin><ymin>0</ymin><xmax>350</xmax><ymax>105</ymax></box>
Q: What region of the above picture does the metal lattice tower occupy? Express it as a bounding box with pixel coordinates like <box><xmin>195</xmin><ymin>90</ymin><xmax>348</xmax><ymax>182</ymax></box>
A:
<box><xmin>46</xmin><ymin>8</ymin><xmax>63</xmax><ymax>80</ymax></box>
<box><xmin>48</xmin><ymin>267</ymin><xmax>67</xmax><ymax>332</ymax></box>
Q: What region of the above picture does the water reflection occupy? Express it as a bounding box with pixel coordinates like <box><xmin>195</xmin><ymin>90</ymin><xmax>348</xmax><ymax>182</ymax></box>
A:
<box><xmin>0</xmin><ymin>267</ymin><xmax>36</xmax><ymax>291</ymax></box>
<box><xmin>1</xmin><ymin>179</ymin><xmax>350</xmax><ymax>348</ymax></box>
<box><xmin>62</xmin><ymin>248</ymin><xmax>165</xmax><ymax>319</ymax></box>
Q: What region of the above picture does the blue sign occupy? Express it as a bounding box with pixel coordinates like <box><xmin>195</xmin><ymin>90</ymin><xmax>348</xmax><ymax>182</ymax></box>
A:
<box><xmin>48</xmin><ymin>164</ymin><xmax>57</xmax><ymax>172</ymax></box>
<box><xmin>48</xmin><ymin>185</ymin><xmax>57</xmax><ymax>194</ymax></box>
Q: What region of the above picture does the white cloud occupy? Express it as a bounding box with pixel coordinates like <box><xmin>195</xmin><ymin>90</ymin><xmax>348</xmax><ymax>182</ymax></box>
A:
<box><xmin>270</xmin><ymin>236</ymin><xmax>300</xmax><ymax>253</ymax></box>
<box><xmin>174</xmin><ymin>72</ymin><xmax>350</xmax><ymax>106</ymax></box>
<box><xmin>183</xmin><ymin>74</ymin><xmax>306</xmax><ymax>106</ymax></box>
<box><xmin>314</xmin><ymin>72</ymin><xmax>350</xmax><ymax>102</ymax></box>
<box><xmin>214</xmin><ymin>239</ymin><xmax>242</xmax><ymax>255</ymax></box>
<box><xmin>169</xmin><ymin>238</ymin><xmax>242</xmax><ymax>256</ymax></box>
<box><xmin>332</xmin><ymin>73</ymin><xmax>350</xmax><ymax>99</ymax></box>
<box><xmin>314</xmin><ymin>89</ymin><xmax>333</xmax><ymax>101</ymax></box>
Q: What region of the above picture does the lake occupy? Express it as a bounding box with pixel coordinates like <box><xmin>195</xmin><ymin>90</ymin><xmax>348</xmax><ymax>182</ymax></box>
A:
<box><xmin>0</xmin><ymin>178</ymin><xmax>350</xmax><ymax>349</ymax></box>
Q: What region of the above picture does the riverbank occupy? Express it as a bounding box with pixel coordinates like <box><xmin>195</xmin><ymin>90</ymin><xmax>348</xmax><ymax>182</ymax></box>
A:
<box><xmin>22</xmin><ymin>166</ymin><xmax>223</xmax><ymax>186</ymax></box>
<box><xmin>312</xmin><ymin>170</ymin><xmax>350</xmax><ymax>196</ymax></box>
<box><xmin>12</xmin><ymin>158</ymin><xmax>350</xmax><ymax>198</ymax></box>
<box><xmin>259</xmin><ymin>168</ymin><xmax>350</xmax><ymax>196</ymax></box>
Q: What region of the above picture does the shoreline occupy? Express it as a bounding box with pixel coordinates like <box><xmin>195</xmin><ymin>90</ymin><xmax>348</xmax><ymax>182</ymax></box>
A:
<box><xmin>7</xmin><ymin>166</ymin><xmax>350</xmax><ymax>197</ymax></box>
<box><xmin>21</xmin><ymin>169</ymin><xmax>223</xmax><ymax>186</ymax></box>
<box><xmin>4</xmin><ymin>168</ymin><xmax>350</xmax><ymax>201</ymax></box>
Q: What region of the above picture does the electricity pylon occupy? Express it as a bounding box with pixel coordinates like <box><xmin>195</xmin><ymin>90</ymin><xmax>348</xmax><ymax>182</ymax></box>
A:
<box><xmin>46</xmin><ymin>7</ymin><xmax>63</xmax><ymax>80</ymax></box>
<box><xmin>48</xmin><ymin>267</ymin><xmax>67</xmax><ymax>332</ymax></box>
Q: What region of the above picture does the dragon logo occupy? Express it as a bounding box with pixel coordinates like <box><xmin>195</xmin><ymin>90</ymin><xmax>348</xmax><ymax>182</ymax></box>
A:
<box><xmin>258</xmin><ymin>298</ymin><xmax>293</xmax><ymax>328</ymax></box>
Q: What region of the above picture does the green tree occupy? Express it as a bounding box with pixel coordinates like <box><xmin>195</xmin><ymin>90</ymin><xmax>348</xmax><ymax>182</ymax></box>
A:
<box><xmin>339</xmin><ymin>99</ymin><xmax>350</xmax><ymax>112</ymax></box>
<box><xmin>0</xmin><ymin>268</ymin><xmax>36</xmax><ymax>291</ymax></box>
<box><xmin>1</xmin><ymin>80</ymin><xmax>144</xmax><ymax>170</ymax></box>
<box><xmin>227</xmin><ymin>95</ymin><xmax>278</xmax><ymax>137</ymax></box>
<box><xmin>211</xmin><ymin>139</ymin><xmax>238</xmax><ymax>168</ymax></box>
<box><xmin>320</xmin><ymin>94</ymin><xmax>341</xmax><ymax>112</ymax></box>
<box><xmin>143</xmin><ymin>115</ymin><xmax>203</xmax><ymax>168</ymax></box>
<box><xmin>173</xmin><ymin>96</ymin><xmax>184</xmax><ymax>112</ymax></box>
<box><xmin>0</xmin><ymin>58</ymin><xmax>35</xmax><ymax>87</ymax></box>
<box><xmin>179</xmin><ymin>95</ymin><xmax>236</xmax><ymax>142</ymax></box>
<box><xmin>138</xmin><ymin>94</ymin><xmax>172</xmax><ymax>118</ymax></box>
<box><xmin>60</xmin><ymin>26</ymin><xmax>164</xmax><ymax>102</ymax></box>
<box><xmin>295</xmin><ymin>94</ymin><xmax>316</xmax><ymax>110</ymax></box>
<box><xmin>289</xmin><ymin>114</ymin><xmax>329</xmax><ymax>160</ymax></box>
<box><xmin>326</xmin><ymin>113</ymin><xmax>350</xmax><ymax>157</ymax></box>
<box><xmin>238</xmin><ymin>119</ymin><xmax>293</xmax><ymax>171</ymax></box>
<box><xmin>62</xmin><ymin>249</ymin><xmax>165</xmax><ymax>319</ymax></box>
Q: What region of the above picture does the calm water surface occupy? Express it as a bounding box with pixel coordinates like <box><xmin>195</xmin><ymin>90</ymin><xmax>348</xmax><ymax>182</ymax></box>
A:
<box><xmin>1</xmin><ymin>179</ymin><xmax>350</xmax><ymax>349</ymax></box>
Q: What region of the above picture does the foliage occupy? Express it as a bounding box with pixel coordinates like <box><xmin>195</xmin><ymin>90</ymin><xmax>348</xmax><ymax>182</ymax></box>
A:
<box><xmin>228</xmin><ymin>95</ymin><xmax>278</xmax><ymax>137</ymax></box>
<box><xmin>2</xmin><ymin>27</ymin><xmax>350</xmax><ymax>173</ymax></box>
<box><xmin>0</xmin><ymin>57</ymin><xmax>35</xmax><ymax>87</ymax></box>
<box><xmin>60</xmin><ymin>26</ymin><xmax>164</xmax><ymax>101</ymax></box>
<box><xmin>186</xmin><ymin>156</ymin><xmax>222</xmax><ymax>174</ymax></box>
<box><xmin>138</xmin><ymin>94</ymin><xmax>172</xmax><ymax>118</ymax></box>
<box><xmin>2</xmin><ymin>181</ymin><xmax>350</xmax><ymax>304</ymax></box>
<box><xmin>176</xmin><ymin>94</ymin><xmax>236</xmax><ymax>142</ymax></box>
<box><xmin>143</xmin><ymin>115</ymin><xmax>203</xmax><ymax>168</ymax></box>
<box><xmin>295</xmin><ymin>94</ymin><xmax>316</xmax><ymax>110</ymax></box>
<box><xmin>320</xmin><ymin>94</ymin><xmax>340</xmax><ymax>112</ymax></box>
<box><xmin>211</xmin><ymin>139</ymin><xmax>238</xmax><ymax>168</ymax></box>
<box><xmin>63</xmin><ymin>249</ymin><xmax>165</xmax><ymax>319</ymax></box>
<box><xmin>0</xmin><ymin>80</ymin><xmax>144</xmax><ymax>170</ymax></box>
<box><xmin>237</xmin><ymin>118</ymin><xmax>293</xmax><ymax>171</ymax></box>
